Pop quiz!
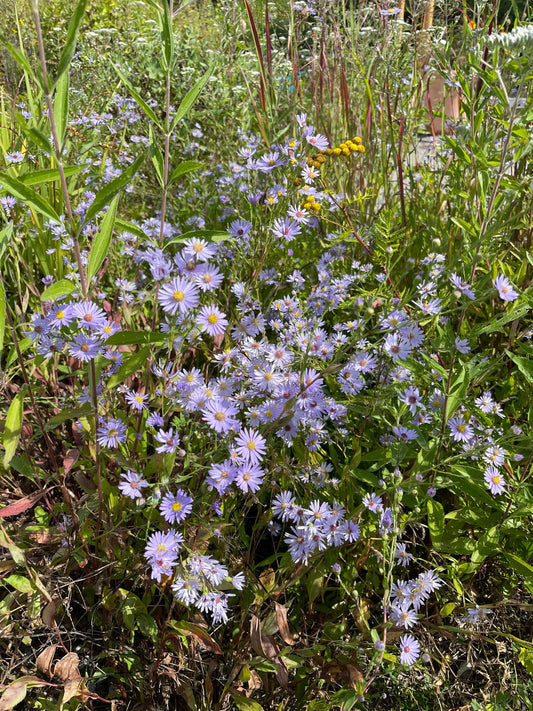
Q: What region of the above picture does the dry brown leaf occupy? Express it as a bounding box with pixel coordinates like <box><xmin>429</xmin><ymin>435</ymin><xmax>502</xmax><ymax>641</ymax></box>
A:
<box><xmin>62</xmin><ymin>679</ymin><xmax>89</xmax><ymax>705</ymax></box>
<box><xmin>36</xmin><ymin>645</ymin><xmax>59</xmax><ymax>678</ymax></box>
<box><xmin>275</xmin><ymin>602</ymin><xmax>295</xmax><ymax>645</ymax></box>
<box><xmin>247</xmin><ymin>669</ymin><xmax>262</xmax><ymax>692</ymax></box>
<box><xmin>63</xmin><ymin>449</ymin><xmax>79</xmax><ymax>476</ymax></box>
<box><xmin>341</xmin><ymin>663</ymin><xmax>364</xmax><ymax>688</ymax></box>
<box><xmin>0</xmin><ymin>492</ymin><xmax>45</xmax><ymax>519</ymax></box>
<box><xmin>41</xmin><ymin>597</ymin><xmax>62</xmax><ymax>628</ymax></box>
<box><xmin>250</xmin><ymin>615</ymin><xmax>263</xmax><ymax>657</ymax></box>
<box><xmin>0</xmin><ymin>682</ymin><xmax>27</xmax><ymax>711</ymax></box>
<box><xmin>54</xmin><ymin>653</ymin><xmax>81</xmax><ymax>682</ymax></box>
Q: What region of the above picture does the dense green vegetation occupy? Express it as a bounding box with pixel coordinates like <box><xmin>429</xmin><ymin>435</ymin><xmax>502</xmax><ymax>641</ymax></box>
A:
<box><xmin>0</xmin><ymin>1</ymin><xmax>532</xmax><ymax>709</ymax></box>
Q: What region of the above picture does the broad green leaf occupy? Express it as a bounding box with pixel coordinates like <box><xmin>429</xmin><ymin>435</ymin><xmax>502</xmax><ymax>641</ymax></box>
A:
<box><xmin>107</xmin><ymin>346</ymin><xmax>151</xmax><ymax>389</ymax></box>
<box><xmin>168</xmin><ymin>160</ymin><xmax>203</xmax><ymax>185</ymax></box>
<box><xmin>0</xmin><ymin>280</ymin><xmax>5</xmax><ymax>354</ymax></box>
<box><xmin>55</xmin><ymin>0</ymin><xmax>89</xmax><ymax>83</ymax></box>
<box><xmin>88</xmin><ymin>194</ymin><xmax>119</xmax><ymax>283</ymax></box>
<box><xmin>3</xmin><ymin>388</ymin><xmax>24</xmax><ymax>468</ymax></box>
<box><xmin>105</xmin><ymin>331</ymin><xmax>167</xmax><ymax>346</ymax></box>
<box><xmin>40</xmin><ymin>279</ymin><xmax>76</xmax><ymax>302</ymax></box>
<box><xmin>0</xmin><ymin>222</ymin><xmax>13</xmax><ymax>265</ymax></box>
<box><xmin>20</xmin><ymin>165</ymin><xmax>83</xmax><ymax>186</ymax></box>
<box><xmin>4</xmin><ymin>574</ymin><xmax>32</xmax><ymax>593</ymax></box>
<box><xmin>0</xmin><ymin>173</ymin><xmax>59</xmax><ymax>223</ymax></box>
<box><xmin>170</xmin><ymin>65</ymin><xmax>214</xmax><ymax>132</ymax></box>
<box><xmin>6</xmin><ymin>337</ymin><xmax>31</xmax><ymax>368</ymax></box>
<box><xmin>113</xmin><ymin>65</ymin><xmax>161</xmax><ymax>128</ymax></box>
<box><xmin>427</xmin><ymin>499</ymin><xmax>444</xmax><ymax>549</ymax></box>
<box><xmin>471</xmin><ymin>303</ymin><xmax>529</xmax><ymax>336</ymax></box>
<box><xmin>83</xmin><ymin>151</ymin><xmax>146</xmax><ymax>225</ymax></box>
<box><xmin>506</xmin><ymin>351</ymin><xmax>533</xmax><ymax>385</ymax></box>
<box><xmin>53</xmin><ymin>71</ymin><xmax>69</xmax><ymax>152</ymax></box>
<box><xmin>230</xmin><ymin>694</ymin><xmax>264</xmax><ymax>711</ymax></box>
<box><xmin>165</xmin><ymin>229</ymin><xmax>232</xmax><ymax>248</ymax></box>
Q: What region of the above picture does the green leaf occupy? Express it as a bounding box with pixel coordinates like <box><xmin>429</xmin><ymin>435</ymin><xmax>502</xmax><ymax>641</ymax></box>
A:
<box><xmin>107</xmin><ymin>346</ymin><xmax>151</xmax><ymax>389</ymax></box>
<box><xmin>16</xmin><ymin>116</ymin><xmax>51</xmax><ymax>154</ymax></box>
<box><xmin>4</xmin><ymin>574</ymin><xmax>32</xmax><ymax>593</ymax></box>
<box><xmin>20</xmin><ymin>165</ymin><xmax>83</xmax><ymax>186</ymax></box>
<box><xmin>427</xmin><ymin>499</ymin><xmax>444</xmax><ymax>550</ymax></box>
<box><xmin>88</xmin><ymin>194</ymin><xmax>119</xmax><ymax>283</ymax></box>
<box><xmin>0</xmin><ymin>222</ymin><xmax>13</xmax><ymax>266</ymax></box>
<box><xmin>160</xmin><ymin>0</ymin><xmax>175</xmax><ymax>69</ymax></box>
<box><xmin>40</xmin><ymin>278</ymin><xmax>76</xmax><ymax>302</ymax></box>
<box><xmin>0</xmin><ymin>173</ymin><xmax>59</xmax><ymax>223</ymax></box>
<box><xmin>3</xmin><ymin>388</ymin><xmax>24</xmax><ymax>468</ymax></box>
<box><xmin>504</xmin><ymin>553</ymin><xmax>533</xmax><ymax>592</ymax></box>
<box><xmin>113</xmin><ymin>65</ymin><xmax>161</xmax><ymax>128</ymax></box>
<box><xmin>149</xmin><ymin>125</ymin><xmax>164</xmax><ymax>187</ymax></box>
<box><xmin>471</xmin><ymin>303</ymin><xmax>530</xmax><ymax>336</ymax></box>
<box><xmin>83</xmin><ymin>151</ymin><xmax>146</xmax><ymax>225</ymax></box>
<box><xmin>105</xmin><ymin>331</ymin><xmax>167</xmax><ymax>346</ymax></box>
<box><xmin>115</xmin><ymin>218</ymin><xmax>150</xmax><ymax>242</ymax></box>
<box><xmin>0</xmin><ymin>40</ymin><xmax>39</xmax><ymax>87</ymax></box>
<box><xmin>170</xmin><ymin>65</ymin><xmax>214</xmax><ymax>133</ymax></box>
<box><xmin>53</xmin><ymin>71</ymin><xmax>69</xmax><ymax>152</ymax></box>
<box><xmin>0</xmin><ymin>279</ymin><xmax>5</xmax><ymax>354</ymax></box>
<box><xmin>445</xmin><ymin>365</ymin><xmax>471</xmax><ymax>422</ymax></box>
<box><xmin>168</xmin><ymin>160</ymin><xmax>203</xmax><ymax>185</ymax></box>
<box><xmin>164</xmin><ymin>229</ymin><xmax>231</xmax><ymax>248</ymax></box>
<box><xmin>506</xmin><ymin>351</ymin><xmax>533</xmax><ymax>385</ymax></box>
<box><xmin>55</xmin><ymin>0</ymin><xmax>89</xmax><ymax>83</ymax></box>
<box><xmin>45</xmin><ymin>407</ymin><xmax>92</xmax><ymax>431</ymax></box>
<box><xmin>230</xmin><ymin>693</ymin><xmax>264</xmax><ymax>711</ymax></box>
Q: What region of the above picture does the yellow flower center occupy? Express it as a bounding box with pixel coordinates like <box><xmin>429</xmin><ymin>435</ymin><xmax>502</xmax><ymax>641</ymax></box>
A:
<box><xmin>173</xmin><ymin>290</ymin><xmax>185</xmax><ymax>302</ymax></box>
<box><xmin>207</xmin><ymin>314</ymin><xmax>218</xmax><ymax>325</ymax></box>
<box><xmin>172</xmin><ymin>501</ymin><xmax>182</xmax><ymax>512</ymax></box>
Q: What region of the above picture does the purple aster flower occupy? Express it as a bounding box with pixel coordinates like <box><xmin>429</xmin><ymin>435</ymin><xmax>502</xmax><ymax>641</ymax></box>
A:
<box><xmin>235</xmin><ymin>464</ymin><xmax>264</xmax><ymax>493</ymax></box>
<box><xmin>395</xmin><ymin>543</ymin><xmax>413</xmax><ymax>567</ymax></box>
<box><xmin>228</xmin><ymin>219</ymin><xmax>252</xmax><ymax>238</ymax></box>
<box><xmin>448</xmin><ymin>415</ymin><xmax>474</xmax><ymax>442</ymax></box>
<box><xmin>69</xmin><ymin>333</ymin><xmax>104</xmax><ymax>361</ymax></box>
<box><xmin>146</xmin><ymin>412</ymin><xmax>165</xmax><ymax>427</ymax></box>
<box><xmin>384</xmin><ymin>333</ymin><xmax>412</xmax><ymax>361</ymax></box>
<box><xmin>160</xmin><ymin>489</ymin><xmax>193</xmax><ymax>524</ymax></box>
<box><xmin>71</xmin><ymin>300</ymin><xmax>108</xmax><ymax>330</ymax></box>
<box><xmin>234</xmin><ymin>427</ymin><xmax>267</xmax><ymax>465</ymax></box>
<box><xmin>206</xmin><ymin>460</ymin><xmax>237</xmax><ymax>494</ymax></box>
<box><xmin>399</xmin><ymin>634</ymin><xmax>420</xmax><ymax>665</ymax></box>
<box><xmin>305</xmin><ymin>133</ymin><xmax>329</xmax><ymax>151</ymax></box>
<box><xmin>172</xmin><ymin>576</ymin><xmax>202</xmax><ymax>604</ymax></box>
<box><xmin>158</xmin><ymin>276</ymin><xmax>200</xmax><ymax>316</ymax></box>
<box><xmin>362</xmin><ymin>492</ymin><xmax>383</xmax><ymax>512</ymax></box>
<box><xmin>125</xmin><ymin>389</ymin><xmax>149</xmax><ymax>411</ymax></box>
<box><xmin>49</xmin><ymin>304</ymin><xmax>75</xmax><ymax>330</ymax></box>
<box><xmin>493</xmin><ymin>274</ymin><xmax>518</xmax><ymax>302</ymax></box>
<box><xmin>202</xmin><ymin>398</ymin><xmax>239</xmax><ymax>434</ymax></box>
<box><xmin>194</xmin><ymin>264</ymin><xmax>224</xmax><ymax>291</ymax></box>
<box><xmin>197</xmin><ymin>305</ymin><xmax>228</xmax><ymax>337</ymax></box>
<box><xmin>154</xmin><ymin>427</ymin><xmax>180</xmax><ymax>454</ymax></box>
<box><xmin>271</xmin><ymin>217</ymin><xmax>302</xmax><ymax>242</ymax></box>
<box><xmin>119</xmin><ymin>470</ymin><xmax>149</xmax><ymax>499</ymax></box>
<box><xmin>484</xmin><ymin>466</ymin><xmax>506</xmax><ymax>495</ymax></box>
<box><xmin>182</xmin><ymin>237</ymin><xmax>216</xmax><ymax>262</ymax></box>
<box><xmin>449</xmin><ymin>273</ymin><xmax>475</xmax><ymax>299</ymax></box>
<box><xmin>391</xmin><ymin>602</ymin><xmax>419</xmax><ymax>629</ymax></box>
<box><xmin>97</xmin><ymin>417</ymin><xmax>127</xmax><ymax>448</ymax></box>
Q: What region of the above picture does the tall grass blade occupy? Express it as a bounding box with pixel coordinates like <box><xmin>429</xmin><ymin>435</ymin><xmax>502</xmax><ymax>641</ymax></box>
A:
<box><xmin>55</xmin><ymin>0</ymin><xmax>89</xmax><ymax>84</ymax></box>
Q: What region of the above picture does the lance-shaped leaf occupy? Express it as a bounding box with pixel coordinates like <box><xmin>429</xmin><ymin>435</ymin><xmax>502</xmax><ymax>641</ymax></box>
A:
<box><xmin>53</xmin><ymin>71</ymin><xmax>70</xmax><ymax>152</ymax></box>
<box><xmin>83</xmin><ymin>151</ymin><xmax>146</xmax><ymax>226</ymax></box>
<box><xmin>165</xmin><ymin>229</ymin><xmax>232</xmax><ymax>248</ymax></box>
<box><xmin>160</xmin><ymin>0</ymin><xmax>175</xmax><ymax>69</ymax></box>
<box><xmin>0</xmin><ymin>173</ymin><xmax>59</xmax><ymax>223</ymax></box>
<box><xmin>20</xmin><ymin>165</ymin><xmax>82</xmax><ymax>186</ymax></box>
<box><xmin>105</xmin><ymin>331</ymin><xmax>167</xmax><ymax>346</ymax></box>
<box><xmin>3</xmin><ymin>388</ymin><xmax>24</xmax><ymax>468</ymax></box>
<box><xmin>0</xmin><ymin>279</ymin><xmax>5</xmax><ymax>354</ymax></box>
<box><xmin>88</xmin><ymin>194</ymin><xmax>119</xmax><ymax>283</ymax></box>
<box><xmin>168</xmin><ymin>160</ymin><xmax>203</xmax><ymax>186</ymax></box>
<box><xmin>170</xmin><ymin>65</ymin><xmax>214</xmax><ymax>132</ymax></box>
<box><xmin>55</xmin><ymin>0</ymin><xmax>89</xmax><ymax>84</ymax></box>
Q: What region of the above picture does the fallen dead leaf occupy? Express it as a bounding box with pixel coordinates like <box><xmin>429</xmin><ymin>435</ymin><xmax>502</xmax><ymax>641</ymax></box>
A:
<box><xmin>275</xmin><ymin>602</ymin><xmax>295</xmax><ymax>645</ymax></box>
<box><xmin>54</xmin><ymin>652</ymin><xmax>81</xmax><ymax>682</ymax></box>
<box><xmin>41</xmin><ymin>597</ymin><xmax>62</xmax><ymax>628</ymax></box>
<box><xmin>36</xmin><ymin>645</ymin><xmax>59</xmax><ymax>678</ymax></box>
<box><xmin>0</xmin><ymin>492</ymin><xmax>45</xmax><ymax>518</ymax></box>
